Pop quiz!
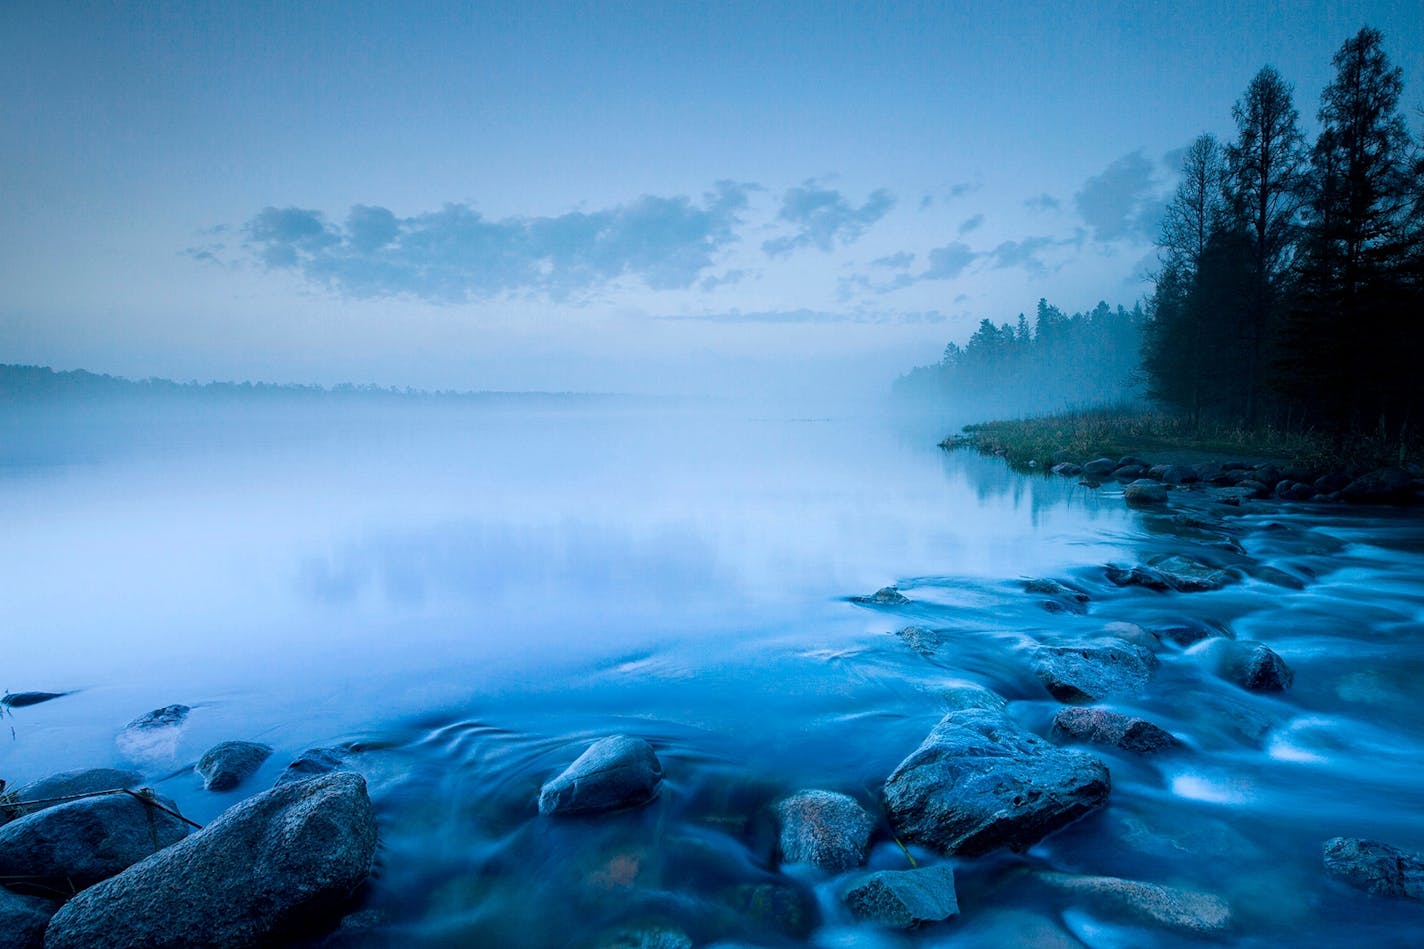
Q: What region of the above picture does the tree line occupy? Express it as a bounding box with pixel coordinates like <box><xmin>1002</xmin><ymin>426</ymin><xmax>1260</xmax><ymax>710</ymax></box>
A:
<box><xmin>1145</xmin><ymin>27</ymin><xmax>1423</xmax><ymax>444</ymax></box>
<box><xmin>894</xmin><ymin>299</ymin><xmax>1145</xmax><ymax>417</ymax></box>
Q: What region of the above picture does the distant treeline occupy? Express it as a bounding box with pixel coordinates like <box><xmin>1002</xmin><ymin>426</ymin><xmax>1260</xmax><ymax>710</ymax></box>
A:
<box><xmin>0</xmin><ymin>364</ymin><xmax>615</xmax><ymax>406</ymax></box>
<box><xmin>893</xmin><ymin>298</ymin><xmax>1146</xmax><ymax>417</ymax></box>
<box><xmin>1145</xmin><ymin>27</ymin><xmax>1423</xmax><ymax>442</ymax></box>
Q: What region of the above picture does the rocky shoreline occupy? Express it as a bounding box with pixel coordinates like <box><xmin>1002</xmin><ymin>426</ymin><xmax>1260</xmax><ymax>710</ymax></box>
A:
<box><xmin>3</xmin><ymin>460</ymin><xmax>1423</xmax><ymax>946</ymax></box>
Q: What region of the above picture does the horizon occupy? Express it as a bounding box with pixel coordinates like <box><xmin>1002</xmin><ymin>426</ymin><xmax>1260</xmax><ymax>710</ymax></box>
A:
<box><xmin>3</xmin><ymin>1</ymin><xmax>1423</xmax><ymax>400</ymax></box>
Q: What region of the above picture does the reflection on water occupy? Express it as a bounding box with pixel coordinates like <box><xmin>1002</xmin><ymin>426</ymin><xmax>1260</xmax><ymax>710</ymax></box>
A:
<box><xmin>3</xmin><ymin>399</ymin><xmax>1423</xmax><ymax>946</ymax></box>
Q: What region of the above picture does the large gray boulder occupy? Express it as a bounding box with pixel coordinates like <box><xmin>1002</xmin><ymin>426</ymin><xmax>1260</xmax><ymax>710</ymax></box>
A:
<box><xmin>883</xmin><ymin>708</ymin><xmax>1110</xmax><ymax>856</ymax></box>
<box><xmin>773</xmin><ymin>790</ymin><xmax>873</xmax><ymax>872</ymax></box>
<box><xmin>1033</xmin><ymin>641</ymin><xmax>1158</xmax><ymax>703</ymax></box>
<box><xmin>197</xmin><ymin>741</ymin><xmax>272</xmax><ymax>791</ymax></box>
<box><xmin>841</xmin><ymin>864</ymin><xmax>959</xmax><ymax>928</ymax></box>
<box><xmin>1</xmin><ymin>768</ymin><xmax>143</xmax><ymax>823</ymax></box>
<box><xmin>43</xmin><ymin>771</ymin><xmax>377</xmax><ymax>949</ymax></box>
<box><xmin>0</xmin><ymin>887</ymin><xmax>54</xmax><ymax>949</ymax></box>
<box><xmin>538</xmin><ymin>736</ymin><xmax>663</xmax><ymax>816</ymax></box>
<box><xmin>1323</xmin><ymin>837</ymin><xmax>1424</xmax><ymax>900</ymax></box>
<box><xmin>0</xmin><ymin>791</ymin><xmax>189</xmax><ymax>891</ymax></box>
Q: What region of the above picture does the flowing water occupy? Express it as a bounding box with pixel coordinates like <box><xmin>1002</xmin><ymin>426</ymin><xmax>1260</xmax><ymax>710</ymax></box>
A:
<box><xmin>2</xmin><ymin>397</ymin><xmax>1423</xmax><ymax>946</ymax></box>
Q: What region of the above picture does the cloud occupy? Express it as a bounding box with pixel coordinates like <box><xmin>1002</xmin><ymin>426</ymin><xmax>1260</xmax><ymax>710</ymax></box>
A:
<box><xmin>922</xmin><ymin>242</ymin><xmax>979</xmax><ymax>280</ymax></box>
<box><xmin>237</xmin><ymin>182</ymin><xmax>752</xmax><ymax>302</ymax></box>
<box><xmin>986</xmin><ymin>236</ymin><xmax>1060</xmax><ymax>276</ymax></box>
<box><xmin>761</xmin><ymin>184</ymin><xmax>895</xmax><ymax>256</ymax></box>
<box><xmin>872</xmin><ymin>251</ymin><xmax>915</xmax><ymax>269</ymax></box>
<box><xmin>918</xmin><ymin>194</ymin><xmax>935</xmax><ymax>210</ymax></box>
<box><xmin>1025</xmin><ymin>193</ymin><xmax>1061</xmax><ymax>212</ymax></box>
<box><xmin>947</xmin><ymin>182</ymin><xmax>975</xmax><ymax>199</ymax></box>
<box><xmin>958</xmin><ymin>213</ymin><xmax>985</xmax><ymax>235</ymax></box>
<box><xmin>658</xmin><ymin>308</ymin><xmax>946</xmax><ymax>325</ymax></box>
<box><xmin>1074</xmin><ymin>151</ymin><xmax>1164</xmax><ymax>243</ymax></box>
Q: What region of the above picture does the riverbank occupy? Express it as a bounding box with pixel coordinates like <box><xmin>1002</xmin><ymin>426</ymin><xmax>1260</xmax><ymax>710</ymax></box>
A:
<box><xmin>946</xmin><ymin>409</ymin><xmax>1424</xmax><ymax>505</ymax></box>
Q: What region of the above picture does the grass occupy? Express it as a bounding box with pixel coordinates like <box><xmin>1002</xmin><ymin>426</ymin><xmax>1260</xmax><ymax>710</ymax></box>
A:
<box><xmin>945</xmin><ymin>405</ymin><xmax>1416</xmax><ymax>474</ymax></box>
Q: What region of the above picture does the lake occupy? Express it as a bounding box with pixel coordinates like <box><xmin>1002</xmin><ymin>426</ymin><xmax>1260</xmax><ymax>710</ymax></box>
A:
<box><xmin>3</xmin><ymin>397</ymin><xmax>1423</xmax><ymax>946</ymax></box>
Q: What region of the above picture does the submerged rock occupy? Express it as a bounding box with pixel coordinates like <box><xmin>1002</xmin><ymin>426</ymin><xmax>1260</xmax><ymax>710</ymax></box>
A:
<box><xmin>1033</xmin><ymin>871</ymin><xmax>1232</xmax><ymax>935</ymax></box>
<box><xmin>773</xmin><ymin>790</ymin><xmax>873</xmax><ymax>872</ymax></box>
<box><xmin>841</xmin><ymin>864</ymin><xmax>959</xmax><ymax>928</ymax></box>
<box><xmin>539</xmin><ymin>736</ymin><xmax>664</xmax><ymax>816</ymax></box>
<box><xmin>940</xmin><ymin>682</ymin><xmax>1008</xmax><ymax>712</ymax></box>
<box><xmin>1105</xmin><ymin>557</ymin><xmax>1231</xmax><ymax>593</ymax></box>
<box><xmin>1051</xmin><ymin>462</ymin><xmax>1083</xmax><ymax>477</ymax></box>
<box><xmin>1200</xmin><ymin>640</ymin><xmax>1294</xmax><ymax>692</ymax></box>
<box><xmin>276</xmin><ymin>747</ymin><xmax>350</xmax><ymax>786</ymax></box>
<box><xmin>0</xmin><ymin>887</ymin><xmax>55</xmax><ymax>949</ymax></box>
<box><xmin>1323</xmin><ymin>837</ymin><xmax>1424</xmax><ymax>901</ymax></box>
<box><xmin>883</xmin><ymin>708</ymin><xmax>1109</xmax><ymax>856</ymax></box>
<box><xmin>197</xmin><ymin>741</ymin><xmax>273</xmax><ymax>791</ymax></box>
<box><xmin>1123</xmin><ymin>480</ymin><xmax>1168</xmax><ymax>506</ymax></box>
<box><xmin>853</xmin><ymin>586</ymin><xmax>911</xmax><ymax>606</ymax></box>
<box><xmin>0</xmin><ymin>791</ymin><xmax>190</xmax><ymax>891</ymax></box>
<box><xmin>0</xmin><ymin>690</ymin><xmax>71</xmax><ymax>709</ymax></box>
<box><xmin>1024</xmin><ymin>578</ymin><xmax>1090</xmax><ymax>615</ymax></box>
<box><xmin>1033</xmin><ymin>641</ymin><xmax>1158</xmax><ymax>703</ymax></box>
<box><xmin>1153</xmin><ymin>618</ymin><xmax>1232</xmax><ymax>647</ymax></box>
<box><xmin>1049</xmin><ymin>707</ymin><xmax>1182</xmax><ymax>754</ymax></box>
<box><xmin>44</xmin><ymin>771</ymin><xmax>377</xmax><ymax>949</ymax></box>
<box><xmin>116</xmin><ymin>704</ymin><xmax>191</xmax><ymax>762</ymax></box>
<box><xmin>895</xmin><ymin>625</ymin><xmax>945</xmax><ymax>658</ymax></box>
<box><xmin>0</xmin><ymin>768</ymin><xmax>144</xmax><ymax>822</ymax></box>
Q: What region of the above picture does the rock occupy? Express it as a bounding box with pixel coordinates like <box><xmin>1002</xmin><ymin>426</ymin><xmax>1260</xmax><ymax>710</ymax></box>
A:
<box><xmin>1153</xmin><ymin>618</ymin><xmax>1232</xmax><ymax>647</ymax></box>
<box><xmin>0</xmin><ymin>791</ymin><xmax>189</xmax><ymax>891</ymax></box>
<box><xmin>1105</xmin><ymin>557</ymin><xmax>1231</xmax><ymax>593</ymax></box>
<box><xmin>1341</xmin><ymin>468</ymin><xmax>1415</xmax><ymax>504</ymax></box>
<box><xmin>722</xmin><ymin>880</ymin><xmax>818</xmax><ymax>939</ymax></box>
<box><xmin>1033</xmin><ymin>641</ymin><xmax>1158</xmax><ymax>703</ymax></box>
<box><xmin>1159</xmin><ymin>465</ymin><xmax>1199</xmax><ymax>485</ymax></box>
<box><xmin>883</xmin><ymin>708</ymin><xmax>1110</xmax><ymax>856</ymax></box>
<box><xmin>539</xmin><ymin>736</ymin><xmax>663</xmax><ymax>816</ymax></box>
<box><xmin>1314</xmin><ymin>470</ymin><xmax>1352</xmax><ymax>494</ymax></box>
<box><xmin>0</xmin><ymin>887</ymin><xmax>55</xmax><ymax>949</ymax></box>
<box><xmin>1236</xmin><ymin>478</ymin><xmax>1271</xmax><ymax>499</ymax></box>
<box><xmin>1123</xmin><ymin>480</ymin><xmax>1168</xmax><ymax>506</ymax></box>
<box><xmin>1082</xmin><ymin>457</ymin><xmax>1117</xmax><ymax>477</ymax></box>
<box><xmin>853</xmin><ymin>586</ymin><xmax>910</xmax><ymax>606</ymax></box>
<box><xmin>940</xmin><ymin>683</ymin><xmax>1008</xmax><ymax>712</ymax></box>
<box><xmin>276</xmin><ymin>747</ymin><xmax>350</xmax><ymax>786</ymax></box>
<box><xmin>1112</xmin><ymin>464</ymin><xmax>1147</xmax><ymax>481</ymax></box>
<box><xmin>895</xmin><ymin>625</ymin><xmax>944</xmax><ymax>658</ymax></box>
<box><xmin>595</xmin><ymin>926</ymin><xmax>693</xmax><ymax>949</ymax></box>
<box><xmin>1049</xmin><ymin>707</ymin><xmax>1182</xmax><ymax>753</ymax></box>
<box><xmin>0</xmin><ymin>691</ymin><xmax>71</xmax><ymax>709</ymax></box>
<box><xmin>1</xmin><ymin>768</ymin><xmax>144</xmax><ymax>822</ymax></box>
<box><xmin>1051</xmin><ymin>462</ymin><xmax>1083</xmax><ymax>477</ymax></box>
<box><xmin>1253</xmin><ymin>464</ymin><xmax>1283</xmax><ymax>490</ymax></box>
<box><xmin>1323</xmin><ymin>837</ymin><xmax>1424</xmax><ymax>901</ymax></box>
<box><xmin>44</xmin><ymin>771</ymin><xmax>377</xmax><ymax>949</ymax></box>
<box><xmin>951</xmin><ymin>908</ymin><xmax>1087</xmax><ymax>948</ymax></box>
<box><xmin>1204</xmin><ymin>640</ymin><xmax>1294</xmax><ymax>692</ymax></box>
<box><xmin>1033</xmin><ymin>871</ymin><xmax>1232</xmax><ymax>935</ymax></box>
<box><xmin>773</xmin><ymin>790</ymin><xmax>873</xmax><ymax>872</ymax></box>
<box><xmin>1100</xmin><ymin>621</ymin><xmax>1161</xmax><ymax>651</ymax></box>
<box><xmin>197</xmin><ymin>741</ymin><xmax>273</xmax><ymax>791</ymax></box>
<box><xmin>116</xmin><ymin>704</ymin><xmax>190</xmax><ymax>762</ymax></box>
<box><xmin>841</xmin><ymin>864</ymin><xmax>959</xmax><ymax>928</ymax></box>
<box><xmin>1024</xmin><ymin>578</ymin><xmax>1089</xmax><ymax>615</ymax></box>
<box><xmin>1194</xmin><ymin>462</ymin><xmax>1227</xmax><ymax>483</ymax></box>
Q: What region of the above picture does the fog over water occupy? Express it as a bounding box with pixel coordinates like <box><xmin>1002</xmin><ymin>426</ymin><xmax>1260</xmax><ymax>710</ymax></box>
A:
<box><xmin>4</xmin><ymin>395</ymin><xmax>1424</xmax><ymax>946</ymax></box>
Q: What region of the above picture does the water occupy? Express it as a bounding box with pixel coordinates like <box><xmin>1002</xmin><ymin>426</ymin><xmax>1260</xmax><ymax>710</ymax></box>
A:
<box><xmin>3</xmin><ymin>397</ymin><xmax>1423</xmax><ymax>946</ymax></box>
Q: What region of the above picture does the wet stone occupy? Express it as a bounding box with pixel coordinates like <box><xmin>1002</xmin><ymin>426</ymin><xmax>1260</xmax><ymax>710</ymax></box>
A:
<box><xmin>1024</xmin><ymin>578</ymin><xmax>1090</xmax><ymax>615</ymax></box>
<box><xmin>1033</xmin><ymin>871</ymin><xmax>1232</xmax><ymax>935</ymax></box>
<box><xmin>853</xmin><ymin>586</ymin><xmax>910</xmax><ymax>606</ymax></box>
<box><xmin>1</xmin><ymin>768</ymin><xmax>144</xmax><ymax>822</ymax></box>
<box><xmin>1033</xmin><ymin>641</ymin><xmax>1158</xmax><ymax>703</ymax></box>
<box><xmin>0</xmin><ymin>886</ymin><xmax>56</xmax><ymax>949</ymax></box>
<box><xmin>895</xmin><ymin>625</ymin><xmax>944</xmax><ymax>658</ymax></box>
<box><xmin>1049</xmin><ymin>707</ymin><xmax>1182</xmax><ymax>754</ymax></box>
<box><xmin>197</xmin><ymin>740</ymin><xmax>273</xmax><ymax>791</ymax></box>
<box><xmin>773</xmin><ymin>790</ymin><xmax>873</xmax><ymax>872</ymax></box>
<box><xmin>1206</xmin><ymin>640</ymin><xmax>1294</xmax><ymax>692</ymax></box>
<box><xmin>276</xmin><ymin>747</ymin><xmax>350</xmax><ymax>786</ymax></box>
<box><xmin>1123</xmin><ymin>480</ymin><xmax>1168</xmax><ymax>505</ymax></box>
<box><xmin>841</xmin><ymin>864</ymin><xmax>959</xmax><ymax>928</ymax></box>
<box><xmin>883</xmin><ymin>707</ymin><xmax>1110</xmax><ymax>856</ymax></box>
<box><xmin>1323</xmin><ymin>837</ymin><xmax>1424</xmax><ymax>901</ymax></box>
<box><xmin>539</xmin><ymin>736</ymin><xmax>664</xmax><ymax>816</ymax></box>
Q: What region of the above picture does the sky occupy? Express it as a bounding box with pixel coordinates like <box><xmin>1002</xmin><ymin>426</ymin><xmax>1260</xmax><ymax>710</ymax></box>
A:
<box><xmin>3</xmin><ymin>1</ymin><xmax>1423</xmax><ymax>399</ymax></box>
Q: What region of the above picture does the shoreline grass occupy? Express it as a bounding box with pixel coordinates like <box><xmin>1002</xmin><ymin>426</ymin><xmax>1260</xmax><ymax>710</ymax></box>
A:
<box><xmin>945</xmin><ymin>407</ymin><xmax>1418</xmax><ymax>474</ymax></box>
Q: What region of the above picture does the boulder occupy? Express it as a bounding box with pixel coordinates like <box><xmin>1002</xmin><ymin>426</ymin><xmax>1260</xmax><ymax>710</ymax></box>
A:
<box><xmin>275</xmin><ymin>747</ymin><xmax>349</xmax><ymax>787</ymax></box>
<box><xmin>841</xmin><ymin>864</ymin><xmax>959</xmax><ymax>928</ymax></box>
<box><xmin>43</xmin><ymin>771</ymin><xmax>377</xmax><ymax>949</ymax></box>
<box><xmin>0</xmin><ymin>691</ymin><xmax>71</xmax><ymax>709</ymax></box>
<box><xmin>116</xmin><ymin>704</ymin><xmax>190</xmax><ymax>762</ymax></box>
<box><xmin>1049</xmin><ymin>707</ymin><xmax>1182</xmax><ymax>754</ymax></box>
<box><xmin>0</xmin><ymin>791</ymin><xmax>189</xmax><ymax>891</ymax></box>
<box><xmin>197</xmin><ymin>741</ymin><xmax>273</xmax><ymax>791</ymax></box>
<box><xmin>0</xmin><ymin>887</ymin><xmax>55</xmax><ymax>949</ymax></box>
<box><xmin>852</xmin><ymin>586</ymin><xmax>910</xmax><ymax>606</ymax></box>
<box><xmin>1105</xmin><ymin>557</ymin><xmax>1231</xmax><ymax>593</ymax></box>
<box><xmin>1323</xmin><ymin>837</ymin><xmax>1424</xmax><ymax>901</ymax></box>
<box><xmin>895</xmin><ymin>625</ymin><xmax>944</xmax><ymax>658</ymax></box>
<box><xmin>1341</xmin><ymin>468</ymin><xmax>1415</xmax><ymax>504</ymax></box>
<box><xmin>1033</xmin><ymin>641</ymin><xmax>1157</xmax><ymax>703</ymax></box>
<box><xmin>1314</xmin><ymin>470</ymin><xmax>1352</xmax><ymax>494</ymax></box>
<box><xmin>1032</xmin><ymin>871</ymin><xmax>1231</xmax><ymax>935</ymax></box>
<box><xmin>1082</xmin><ymin>458</ymin><xmax>1117</xmax><ymax>477</ymax></box>
<box><xmin>1024</xmin><ymin>578</ymin><xmax>1089</xmax><ymax>615</ymax></box>
<box><xmin>940</xmin><ymin>683</ymin><xmax>1008</xmax><ymax>712</ymax></box>
<box><xmin>1051</xmin><ymin>462</ymin><xmax>1083</xmax><ymax>477</ymax></box>
<box><xmin>773</xmin><ymin>790</ymin><xmax>873</xmax><ymax>872</ymax></box>
<box><xmin>1205</xmin><ymin>640</ymin><xmax>1294</xmax><ymax>692</ymax></box>
<box><xmin>1</xmin><ymin>768</ymin><xmax>143</xmax><ymax>822</ymax></box>
<box><xmin>1123</xmin><ymin>480</ymin><xmax>1168</xmax><ymax>506</ymax></box>
<box><xmin>539</xmin><ymin>736</ymin><xmax>663</xmax><ymax>816</ymax></box>
<box><xmin>1112</xmin><ymin>464</ymin><xmax>1148</xmax><ymax>481</ymax></box>
<box><xmin>1159</xmin><ymin>465</ymin><xmax>1199</xmax><ymax>485</ymax></box>
<box><xmin>1153</xmin><ymin>618</ymin><xmax>1232</xmax><ymax>647</ymax></box>
<box><xmin>883</xmin><ymin>708</ymin><xmax>1109</xmax><ymax>856</ymax></box>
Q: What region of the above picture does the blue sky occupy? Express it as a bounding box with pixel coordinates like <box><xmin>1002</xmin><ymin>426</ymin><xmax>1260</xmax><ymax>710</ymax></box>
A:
<box><xmin>3</xmin><ymin>1</ymin><xmax>1422</xmax><ymax>398</ymax></box>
